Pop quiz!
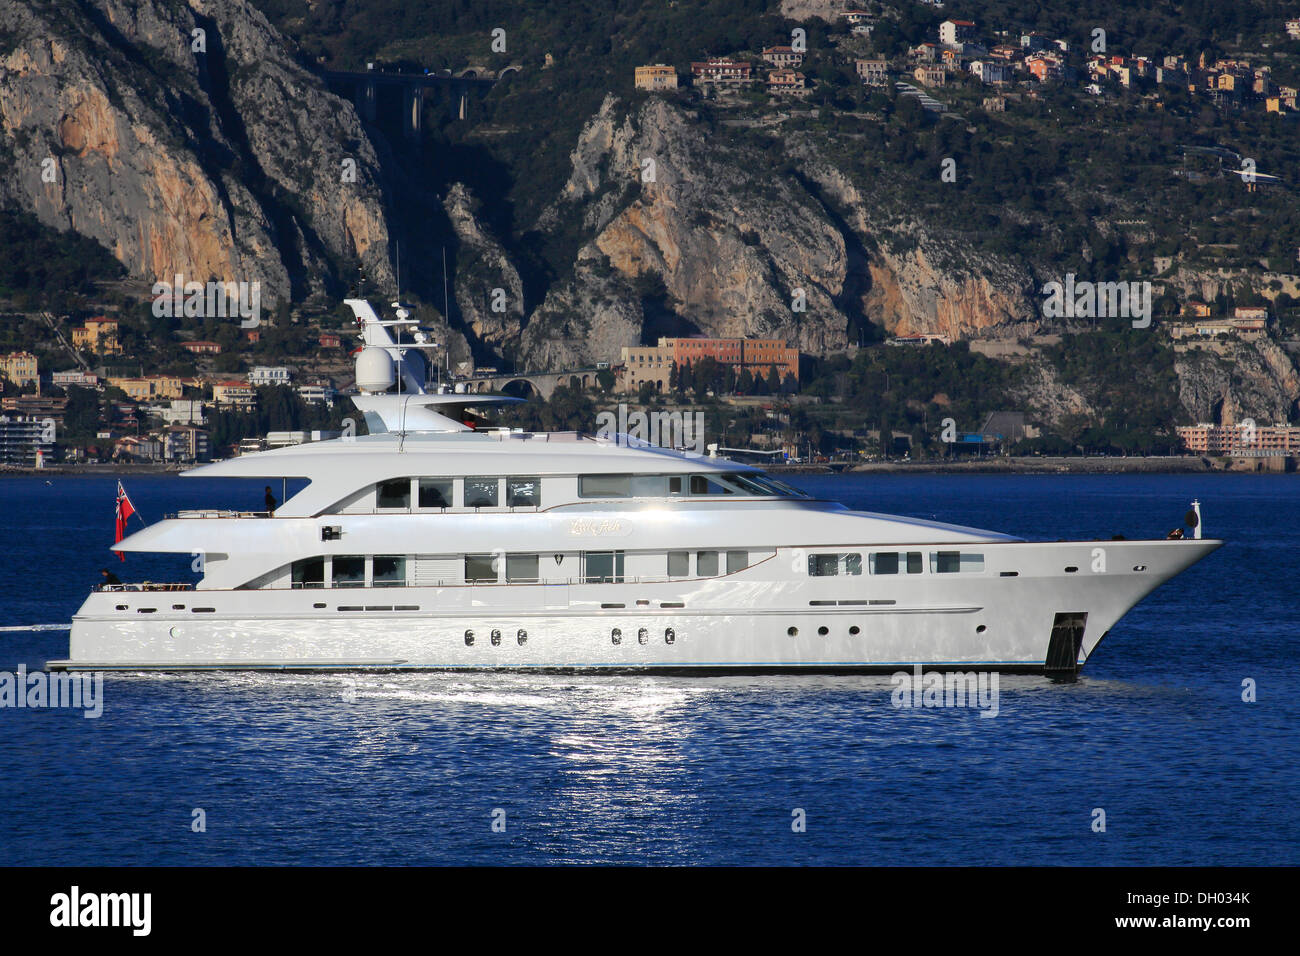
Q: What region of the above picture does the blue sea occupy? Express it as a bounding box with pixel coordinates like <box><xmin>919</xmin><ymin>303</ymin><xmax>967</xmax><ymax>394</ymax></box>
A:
<box><xmin>0</xmin><ymin>472</ymin><xmax>1295</xmax><ymax>866</ymax></box>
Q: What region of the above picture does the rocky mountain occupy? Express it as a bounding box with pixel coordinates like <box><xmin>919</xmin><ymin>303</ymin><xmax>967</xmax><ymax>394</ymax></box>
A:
<box><xmin>2</xmin><ymin>0</ymin><xmax>1298</xmax><ymax>434</ymax></box>
<box><xmin>0</xmin><ymin>0</ymin><xmax>393</xmax><ymax>305</ymax></box>
<box><xmin>1177</xmin><ymin>339</ymin><xmax>1300</xmax><ymax>426</ymax></box>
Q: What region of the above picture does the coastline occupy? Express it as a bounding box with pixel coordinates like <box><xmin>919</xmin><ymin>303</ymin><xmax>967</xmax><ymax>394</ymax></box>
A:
<box><xmin>769</xmin><ymin>455</ymin><xmax>1296</xmax><ymax>475</ymax></box>
<box><xmin>2</xmin><ymin>455</ymin><xmax>1294</xmax><ymax>477</ymax></box>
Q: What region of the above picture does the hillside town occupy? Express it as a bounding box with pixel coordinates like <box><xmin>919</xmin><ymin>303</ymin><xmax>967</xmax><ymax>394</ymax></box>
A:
<box><xmin>3</xmin><ymin>287</ymin><xmax>1298</xmax><ymax>468</ymax></box>
<box><xmin>632</xmin><ymin>12</ymin><xmax>1300</xmax><ymax>117</ymax></box>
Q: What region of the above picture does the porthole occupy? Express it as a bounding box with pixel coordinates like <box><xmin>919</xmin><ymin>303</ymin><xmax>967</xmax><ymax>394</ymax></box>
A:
<box><xmin>1064</xmin><ymin>566</ymin><xmax>1078</xmax><ymax>573</ymax></box>
<box><xmin>637</xmin><ymin>628</ymin><xmax>648</xmax><ymax>645</ymax></box>
<box><xmin>1133</xmin><ymin>564</ymin><xmax>1147</xmax><ymax>572</ymax></box>
<box><xmin>664</xmin><ymin>627</ymin><xmax>675</xmax><ymax>645</ymax></box>
<box><xmin>464</xmin><ymin>629</ymin><xmax>475</xmax><ymax>646</ymax></box>
<box><xmin>787</xmin><ymin>626</ymin><xmax>798</xmax><ymax>636</ymax></box>
<box><xmin>169</xmin><ymin>626</ymin><xmax>181</xmax><ymax>639</ymax></box>
<box><xmin>490</xmin><ymin>628</ymin><xmax>501</xmax><ymax>646</ymax></box>
<box><xmin>611</xmin><ymin>627</ymin><xmax>622</xmax><ymax>645</ymax></box>
<box><xmin>517</xmin><ymin>628</ymin><xmax>527</xmax><ymax>646</ymax></box>
<box><xmin>817</xmin><ymin>626</ymin><xmax>829</xmax><ymax>636</ymax></box>
<box><xmin>849</xmin><ymin>625</ymin><xmax>860</xmax><ymax>635</ymax></box>
<box><xmin>115</xmin><ymin>604</ymin><xmax>128</xmax><ymax>611</ymax></box>
<box><xmin>172</xmin><ymin>604</ymin><xmax>185</xmax><ymax>610</ymax></box>
<box><xmin>976</xmin><ymin>624</ymin><xmax>987</xmax><ymax>634</ymax></box>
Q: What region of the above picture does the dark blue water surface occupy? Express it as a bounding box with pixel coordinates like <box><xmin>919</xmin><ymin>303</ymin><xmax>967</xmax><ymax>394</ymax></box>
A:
<box><xmin>0</xmin><ymin>472</ymin><xmax>1295</xmax><ymax>865</ymax></box>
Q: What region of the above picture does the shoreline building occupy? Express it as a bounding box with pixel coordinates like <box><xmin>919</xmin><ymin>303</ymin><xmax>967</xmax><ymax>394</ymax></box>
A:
<box><xmin>1177</xmin><ymin>422</ymin><xmax>1300</xmax><ymax>455</ymax></box>
<box><xmin>620</xmin><ymin>337</ymin><xmax>799</xmax><ymax>393</ymax></box>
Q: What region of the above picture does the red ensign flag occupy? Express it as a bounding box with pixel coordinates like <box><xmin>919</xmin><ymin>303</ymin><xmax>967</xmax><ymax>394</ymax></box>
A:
<box><xmin>114</xmin><ymin>481</ymin><xmax>137</xmax><ymax>561</ymax></box>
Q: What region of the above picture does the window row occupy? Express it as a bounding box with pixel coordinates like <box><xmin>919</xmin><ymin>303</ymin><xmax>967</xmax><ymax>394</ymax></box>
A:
<box><xmin>577</xmin><ymin>472</ymin><xmax>804</xmax><ymax>499</ymax></box>
<box><xmin>807</xmin><ymin>550</ymin><xmax>985</xmax><ymax>576</ymax></box>
<box><xmin>285</xmin><ymin>549</ymin><xmax>755</xmax><ymax>589</ymax></box>
<box><xmin>363</xmin><ymin>472</ymin><xmax>805</xmax><ymax>511</ymax></box>
<box><xmin>376</xmin><ymin>475</ymin><xmax>541</xmax><ymax>510</ymax></box>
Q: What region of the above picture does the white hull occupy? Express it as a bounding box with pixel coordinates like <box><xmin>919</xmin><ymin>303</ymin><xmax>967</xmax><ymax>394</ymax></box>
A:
<box><xmin>56</xmin><ymin>539</ymin><xmax>1219</xmax><ymax>675</ymax></box>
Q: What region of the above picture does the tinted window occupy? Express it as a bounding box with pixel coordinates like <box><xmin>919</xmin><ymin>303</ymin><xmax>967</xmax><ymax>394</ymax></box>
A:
<box><xmin>465</xmin><ymin>554</ymin><xmax>498</xmax><ymax>583</ymax></box>
<box><xmin>377</xmin><ymin>478</ymin><xmax>410</xmax><ymax>509</ymax></box>
<box><xmin>507</xmin><ymin>477</ymin><xmax>540</xmax><ymax>507</ymax></box>
<box><xmin>808</xmin><ymin>554</ymin><xmax>840</xmax><ymax>576</ymax></box>
<box><xmin>932</xmin><ymin>551</ymin><xmax>961</xmax><ymax>573</ymax></box>
<box><xmin>464</xmin><ymin>477</ymin><xmax>499</xmax><ymax>508</ymax></box>
<box><xmin>584</xmin><ymin>551</ymin><xmax>624</xmax><ymax>583</ymax></box>
<box><xmin>506</xmin><ymin>553</ymin><xmax>539</xmax><ymax>582</ymax></box>
<box><xmin>332</xmin><ymin>555</ymin><xmax>365</xmax><ymax>588</ymax></box>
<box><xmin>907</xmin><ymin>552</ymin><xmax>924</xmax><ymax>574</ymax></box>
<box><xmin>668</xmin><ymin>551</ymin><xmax>689</xmax><ymax>576</ymax></box>
<box><xmin>373</xmin><ymin>555</ymin><xmax>406</xmax><ymax>587</ymax></box>
<box><xmin>871</xmin><ymin>552</ymin><xmax>899</xmax><ymax>575</ymax></box>
<box><xmin>727</xmin><ymin>551</ymin><xmax>748</xmax><ymax>573</ymax></box>
<box><xmin>697</xmin><ymin>550</ymin><xmax>719</xmax><ymax>576</ymax></box>
<box><xmin>292</xmin><ymin>557</ymin><xmax>324</xmax><ymax>588</ymax></box>
<box><xmin>418</xmin><ymin>478</ymin><xmax>452</xmax><ymax>508</ymax></box>
<box><xmin>579</xmin><ymin>475</ymin><xmax>631</xmax><ymax>497</ymax></box>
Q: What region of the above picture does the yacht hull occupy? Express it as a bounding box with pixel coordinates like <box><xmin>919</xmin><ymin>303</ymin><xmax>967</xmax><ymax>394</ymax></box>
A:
<box><xmin>54</xmin><ymin>539</ymin><xmax>1219</xmax><ymax>675</ymax></box>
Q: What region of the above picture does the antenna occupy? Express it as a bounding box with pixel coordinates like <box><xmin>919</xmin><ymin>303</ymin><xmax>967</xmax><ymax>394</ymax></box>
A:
<box><xmin>442</xmin><ymin>246</ymin><xmax>450</xmax><ymax>324</ymax></box>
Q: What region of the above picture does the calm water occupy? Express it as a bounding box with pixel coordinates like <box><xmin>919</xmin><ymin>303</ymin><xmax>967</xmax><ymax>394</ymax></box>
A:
<box><xmin>0</xmin><ymin>472</ymin><xmax>1295</xmax><ymax>865</ymax></box>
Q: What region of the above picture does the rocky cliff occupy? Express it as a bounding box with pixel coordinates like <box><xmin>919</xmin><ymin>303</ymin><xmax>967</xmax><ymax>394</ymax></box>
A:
<box><xmin>1176</xmin><ymin>339</ymin><xmax>1300</xmax><ymax>425</ymax></box>
<box><xmin>520</xmin><ymin>95</ymin><xmax>853</xmax><ymax>367</ymax></box>
<box><xmin>0</xmin><ymin>0</ymin><xmax>393</xmax><ymax>304</ymax></box>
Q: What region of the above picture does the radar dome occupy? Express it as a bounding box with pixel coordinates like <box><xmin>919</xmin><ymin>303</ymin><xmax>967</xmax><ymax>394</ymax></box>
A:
<box><xmin>356</xmin><ymin>347</ymin><xmax>396</xmax><ymax>393</ymax></box>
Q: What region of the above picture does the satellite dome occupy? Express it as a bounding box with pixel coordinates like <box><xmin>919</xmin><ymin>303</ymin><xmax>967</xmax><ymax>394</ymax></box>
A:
<box><xmin>355</xmin><ymin>347</ymin><xmax>395</xmax><ymax>393</ymax></box>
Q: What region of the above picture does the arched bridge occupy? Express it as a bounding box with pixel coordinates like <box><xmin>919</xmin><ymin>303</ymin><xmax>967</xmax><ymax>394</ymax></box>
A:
<box><xmin>455</xmin><ymin>368</ymin><xmax>608</xmax><ymax>401</ymax></box>
<box><xmin>324</xmin><ymin>66</ymin><xmax>522</xmax><ymax>139</ymax></box>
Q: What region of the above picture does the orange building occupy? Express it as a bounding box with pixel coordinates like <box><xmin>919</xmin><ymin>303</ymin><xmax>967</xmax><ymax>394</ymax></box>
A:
<box><xmin>1177</xmin><ymin>423</ymin><xmax>1300</xmax><ymax>454</ymax></box>
<box><xmin>661</xmin><ymin>336</ymin><xmax>799</xmax><ymax>381</ymax></box>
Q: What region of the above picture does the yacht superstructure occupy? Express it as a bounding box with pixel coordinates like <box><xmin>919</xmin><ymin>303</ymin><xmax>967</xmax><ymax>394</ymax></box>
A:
<box><xmin>54</xmin><ymin>301</ymin><xmax>1220</xmax><ymax>675</ymax></box>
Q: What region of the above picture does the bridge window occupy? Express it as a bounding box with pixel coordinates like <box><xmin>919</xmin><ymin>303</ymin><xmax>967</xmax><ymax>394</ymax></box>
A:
<box><xmin>931</xmin><ymin>551</ymin><xmax>985</xmax><ymax>573</ymax></box>
<box><xmin>584</xmin><ymin>551</ymin><xmax>625</xmax><ymax>583</ymax></box>
<box><xmin>418</xmin><ymin>478</ymin><xmax>453</xmax><ymax>509</ymax></box>
<box><xmin>871</xmin><ymin>552</ymin><xmax>898</xmax><ymax>574</ymax></box>
<box><xmin>870</xmin><ymin>552</ymin><xmax>924</xmax><ymax>574</ymax></box>
<box><xmin>668</xmin><ymin>551</ymin><xmax>689</xmax><ymax>577</ymax></box>
<box><xmin>377</xmin><ymin>478</ymin><xmax>411</xmax><ymax>510</ymax></box>
<box><xmin>465</xmin><ymin>553</ymin><xmax>498</xmax><ymax>583</ymax></box>
<box><xmin>809</xmin><ymin>553</ymin><xmax>862</xmax><ymax>576</ymax></box>
<box><xmin>291</xmin><ymin>557</ymin><xmax>324</xmax><ymax>589</ymax></box>
<box><xmin>809</xmin><ymin>554</ymin><xmax>839</xmax><ymax>576</ymax></box>
<box><xmin>465</xmin><ymin>477</ymin><xmax>500</xmax><ymax>508</ymax></box>
<box><xmin>577</xmin><ymin>472</ymin><xmax>802</xmax><ymax>499</ymax></box>
<box><xmin>579</xmin><ymin>475</ymin><xmax>630</xmax><ymax>497</ymax></box>
<box><xmin>690</xmin><ymin>474</ymin><xmax>733</xmax><ymax>495</ymax></box>
<box><xmin>696</xmin><ymin>550</ymin><xmax>719</xmax><ymax>576</ymax></box>
<box><xmin>506</xmin><ymin>553</ymin><xmax>539</xmax><ymax>583</ymax></box>
<box><xmin>373</xmin><ymin>555</ymin><xmax>406</xmax><ymax>587</ymax></box>
<box><xmin>332</xmin><ymin>556</ymin><xmax>366</xmax><ymax>588</ymax></box>
<box><xmin>507</xmin><ymin>477</ymin><xmax>540</xmax><ymax>507</ymax></box>
<box><xmin>727</xmin><ymin>551</ymin><xmax>749</xmax><ymax>573</ymax></box>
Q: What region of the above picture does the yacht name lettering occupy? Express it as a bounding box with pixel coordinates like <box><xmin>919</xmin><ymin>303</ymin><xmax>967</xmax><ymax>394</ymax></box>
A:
<box><xmin>568</xmin><ymin>518</ymin><xmax>629</xmax><ymax>536</ymax></box>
